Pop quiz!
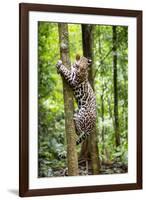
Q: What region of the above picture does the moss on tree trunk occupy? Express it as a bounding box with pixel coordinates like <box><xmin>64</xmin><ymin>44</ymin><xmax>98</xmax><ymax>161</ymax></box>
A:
<box><xmin>58</xmin><ymin>23</ymin><xmax>78</xmax><ymax>176</ymax></box>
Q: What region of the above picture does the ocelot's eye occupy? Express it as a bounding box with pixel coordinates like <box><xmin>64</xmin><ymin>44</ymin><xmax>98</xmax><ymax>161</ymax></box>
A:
<box><xmin>88</xmin><ymin>59</ymin><xmax>92</xmax><ymax>64</ymax></box>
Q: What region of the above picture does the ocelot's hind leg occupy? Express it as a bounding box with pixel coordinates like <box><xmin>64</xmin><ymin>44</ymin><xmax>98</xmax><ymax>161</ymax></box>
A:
<box><xmin>73</xmin><ymin>115</ymin><xmax>82</xmax><ymax>136</ymax></box>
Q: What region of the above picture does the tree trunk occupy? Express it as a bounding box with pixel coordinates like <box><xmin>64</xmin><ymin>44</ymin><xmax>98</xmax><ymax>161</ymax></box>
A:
<box><xmin>101</xmin><ymin>92</ymin><xmax>105</xmax><ymax>153</ymax></box>
<box><xmin>108</xmin><ymin>96</ymin><xmax>114</xmax><ymax>128</ymax></box>
<box><xmin>112</xmin><ymin>26</ymin><xmax>120</xmax><ymax>147</ymax></box>
<box><xmin>81</xmin><ymin>24</ymin><xmax>100</xmax><ymax>174</ymax></box>
<box><xmin>58</xmin><ymin>23</ymin><xmax>78</xmax><ymax>176</ymax></box>
<box><xmin>98</xmin><ymin>26</ymin><xmax>105</xmax><ymax>155</ymax></box>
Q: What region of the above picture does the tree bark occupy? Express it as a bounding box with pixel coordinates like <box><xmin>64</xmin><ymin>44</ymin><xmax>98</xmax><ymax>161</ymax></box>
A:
<box><xmin>58</xmin><ymin>23</ymin><xmax>78</xmax><ymax>176</ymax></box>
<box><xmin>98</xmin><ymin>26</ymin><xmax>105</xmax><ymax>155</ymax></box>
<box><xmin>81</xmin><ymin>24</ymin><xmax>100</xmax><ymax>174</ymax></box>
<box><xmin>101</xmin><ymin>92</ymin><xmax>105</xmax><ymax>153</ymax></box>
<box><xmin>112</xmin><ymin>26</ymin><xmax>120</xmax><ymax>147</ymax></box>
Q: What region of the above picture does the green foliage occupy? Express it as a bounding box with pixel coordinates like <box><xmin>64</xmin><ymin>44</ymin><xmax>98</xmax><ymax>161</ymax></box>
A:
<box><xmin>68</xmin><ymin>24</ymin><xmax>83</xmax><ymax>61</ymax></box>
<box><xmin>38</xmin><ymin>22</ymin><xmax>60</xmax><ymax>99</ymax></box>
<box><xmin>38</xmin><ymin>22</ymin><xmax>66</xmax><ymax>177</ymax></box>
<box><xmin>38</xmin><ymin>22</ymin><xmax>128</xmax><ymax>177</ymax></box>
<box><xmin>93</xmin><ymin>26</ymin><xmax>128</xmax><ymax>164</ymax></box>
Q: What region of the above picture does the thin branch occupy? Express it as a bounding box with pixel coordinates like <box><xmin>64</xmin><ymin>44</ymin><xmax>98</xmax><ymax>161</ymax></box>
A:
<box><xmin>93</xmin><ymin>47</ymin><xmax>114</xmax><ymax>79</ymax></box>
<box><xmin>93</xmin><ymin>28</ymin><xmax>125</xmax><ymax>79</ymax></box>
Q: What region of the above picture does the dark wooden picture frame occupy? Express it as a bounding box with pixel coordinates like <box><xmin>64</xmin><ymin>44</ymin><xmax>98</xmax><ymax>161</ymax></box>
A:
<box><xmin>19</xmin><ymin>3</ymin><xmax>142</xmax><ymax>197</ymax></box>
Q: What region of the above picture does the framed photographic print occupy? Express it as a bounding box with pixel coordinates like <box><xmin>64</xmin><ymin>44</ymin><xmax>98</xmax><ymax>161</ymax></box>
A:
<box><xmin>19</xmin><ymin>3</ymin><xmax>142</xmax><ymax>197</ymax></box>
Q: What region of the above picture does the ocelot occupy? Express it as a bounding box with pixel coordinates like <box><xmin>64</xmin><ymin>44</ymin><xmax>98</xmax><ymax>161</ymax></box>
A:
<box><xmin>56</xmin><ymin>55</ymin><xmax>97</xmax><ymax>145</ymax></box>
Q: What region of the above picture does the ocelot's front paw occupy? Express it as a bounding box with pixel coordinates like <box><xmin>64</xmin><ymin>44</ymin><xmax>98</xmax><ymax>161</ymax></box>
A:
<box><xmin>56</xmin><ymin>60</ymin><xmax>62</xmax><ymax>73</ymax></box>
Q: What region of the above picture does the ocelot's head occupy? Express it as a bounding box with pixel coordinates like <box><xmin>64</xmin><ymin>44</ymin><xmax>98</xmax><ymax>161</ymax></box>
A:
<box><xmin>71</xmin><ymin>54</ymin><xmax>92</xmax><ymax>82</ymax></box>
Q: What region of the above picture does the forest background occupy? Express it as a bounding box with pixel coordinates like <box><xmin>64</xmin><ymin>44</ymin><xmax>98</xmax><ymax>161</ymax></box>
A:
<box><xmin>38</xmin><ymin>22</ymin><xmax>128</xmax><ymax>177</ymax></box>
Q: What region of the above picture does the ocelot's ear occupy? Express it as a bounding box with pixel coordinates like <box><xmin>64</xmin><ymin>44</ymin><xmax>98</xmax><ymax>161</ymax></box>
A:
<box><xmin>76</xmin><ymin>54</ymin><xmax>80</xmax><ymax>61</ymax></box>
<box><xmin>88</xmin><ymin>59</ymin><xmax>92</xmax><ymax>65</ymax></box>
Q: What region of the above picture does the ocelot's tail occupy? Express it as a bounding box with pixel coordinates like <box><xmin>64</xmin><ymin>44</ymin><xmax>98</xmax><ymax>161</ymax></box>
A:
<box><xmin>76</xmin><ymin>132</ymin><xmax>90</xmax><ymax>145</ymax></box>
<box><xmin>58</xmin><ymin>133</ymin><xmax>90</xmax><ymax>159</ymax></box>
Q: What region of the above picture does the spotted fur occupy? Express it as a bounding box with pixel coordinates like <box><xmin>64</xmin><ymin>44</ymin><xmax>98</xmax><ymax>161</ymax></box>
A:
<box><xmin>56</xmin><ymin>55</ymin><xmax>96</xmax><ymax>145</ymax></box>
